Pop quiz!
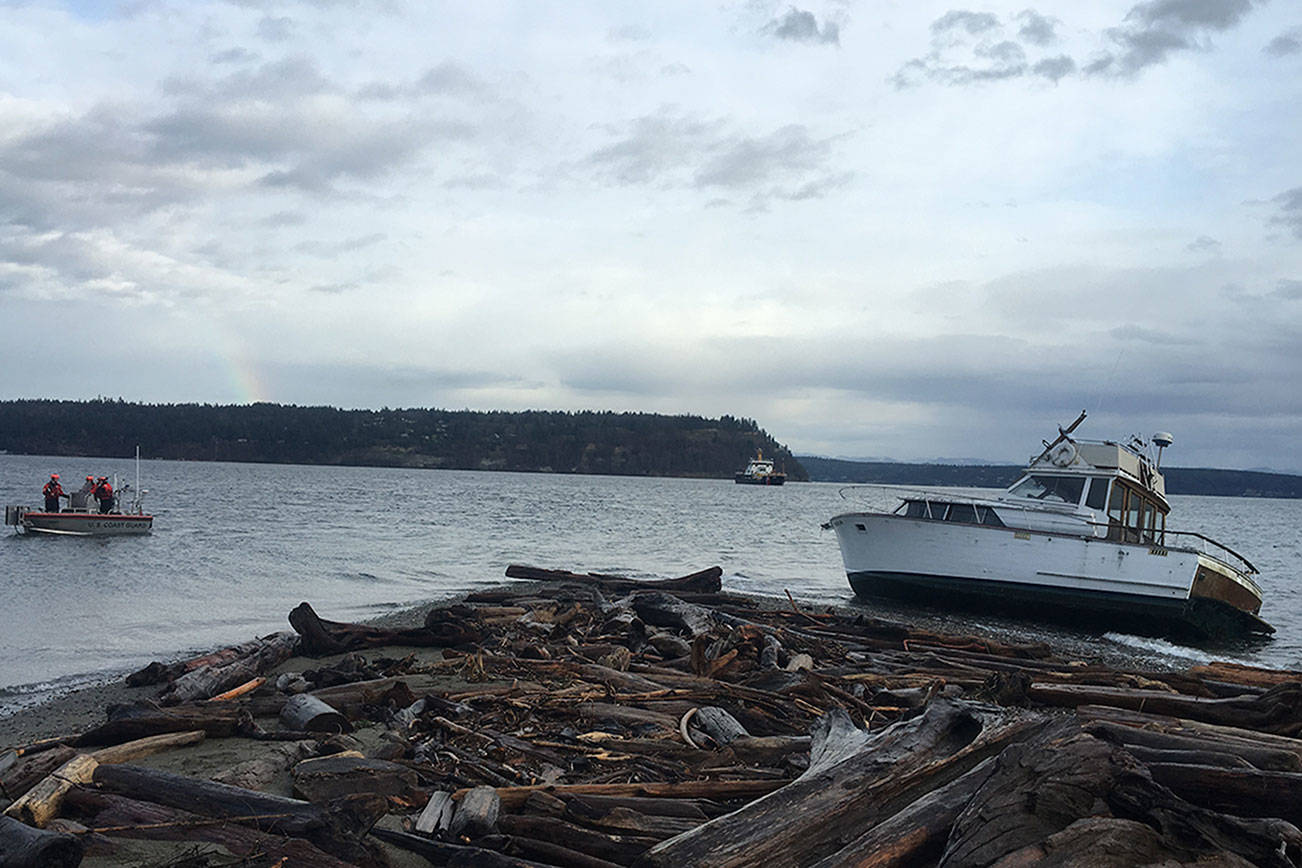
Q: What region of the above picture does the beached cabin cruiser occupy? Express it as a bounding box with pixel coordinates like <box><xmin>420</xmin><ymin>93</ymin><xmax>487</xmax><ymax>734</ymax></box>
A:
<box><xmin>825</xmin><ymin>413</ymin><xmax>1270</xmax><ymax>638</ymax></box>
<box><xmin>735</xmin><ymin>450</ymin><xmax>787</xmax><ymax>486</ymax></box>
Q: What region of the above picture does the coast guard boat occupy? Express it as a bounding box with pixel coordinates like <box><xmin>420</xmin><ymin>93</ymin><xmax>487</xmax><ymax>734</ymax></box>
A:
<box><xmin>6</xmin><ymin>452</ymin><xmax>153</xmax><ymax>536</ymax></box>
<box><xmin>825</xmin><ymin>413</ymin><xmax>1270</xmax><ymax>638</ymax></box>
<box><xmin>735</xmin><ymin>450</ymin><xmax>787</xmax><ymax>486</ymax></box>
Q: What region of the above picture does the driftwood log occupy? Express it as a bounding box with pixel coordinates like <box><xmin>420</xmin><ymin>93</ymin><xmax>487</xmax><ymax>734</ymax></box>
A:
<box><xmin>641</xmin><ymin>701</ymin><xmax>1044</xmax><ymax>867</ymax></box>
<box><xmin>0</xmin><ymin>814</ymin><xmax>84</xmax><ymax>868</ymax></box>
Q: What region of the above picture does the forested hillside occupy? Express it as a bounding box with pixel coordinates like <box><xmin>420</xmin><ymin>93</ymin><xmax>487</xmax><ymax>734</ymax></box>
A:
<box><xmin>798</xmin><ymin>456</ymin><xmax>1302</xmax><ymax>498</ymax></box>
<box><xmin>0</xmin><ymin>400</ymin><xmax>807</xmax><ymax>480</ymax></box>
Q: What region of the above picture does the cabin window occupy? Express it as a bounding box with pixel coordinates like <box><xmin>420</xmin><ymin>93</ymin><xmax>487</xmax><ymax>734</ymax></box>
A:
<box><xmin>927</xmin><ymin>501</ymin><xmax>949</xmax><ymax>520</ymax></box>
<box><xmin>978</xmin><ymin>506</ymin><xmax>1005</xmax><ymax>527</ymax></box>
<box><xmin>904</xmin><ymin>501</ymin><xmax>926</xmax><ymax>518</ymax></box>
<box><xmin>1009</xmin><ymin>475</ymin><xmax>1085</xmax><ymax>505</ymax></box>
<box><xmin>1085</xmin><ymin>478</ymin><xmax>1109</xmax><ymax>510</ymax></box>
<box><xmin>1107</xmin><ymin>484</ymin><xmax>1127</xmax><ymax>541</ymax></box>
<box><xmin>948</xmin><ymin>504</ymin><xmax>978</xmax><ymax>523</ymax></box>
<box><xmin>1126</xmin><ymin>494</ymin><xmax>1142</xmax><ymax>543</ymax></box>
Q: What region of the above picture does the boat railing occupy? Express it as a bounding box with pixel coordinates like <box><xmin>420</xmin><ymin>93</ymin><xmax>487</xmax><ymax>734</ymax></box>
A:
<box><xmin>1071</xmin><ymin>520</ymin><xmax>1259</xmax><ymax>578</ymax></box>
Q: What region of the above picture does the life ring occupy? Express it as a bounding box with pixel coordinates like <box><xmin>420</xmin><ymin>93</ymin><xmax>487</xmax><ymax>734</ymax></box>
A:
<box><xmin>1049</xmin><ymin>442</ymin><xmax>1077</xmax><ymax>467</ymax></box>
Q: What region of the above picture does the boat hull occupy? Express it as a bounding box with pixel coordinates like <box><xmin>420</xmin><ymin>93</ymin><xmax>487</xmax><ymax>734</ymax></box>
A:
<box><xmin>734</xmin><ymin>474</ymin><xmax>785</xmax><ymax>485</ymax></box>
<box><xmin>17</xmin><ymin>511</ymin><xmax>153</xmax><ymax>536</ymax></box>
<box><xmin>829</xmin><ymin>512</ymin><xmax>1269</xmax><ymax>638</ymax></box>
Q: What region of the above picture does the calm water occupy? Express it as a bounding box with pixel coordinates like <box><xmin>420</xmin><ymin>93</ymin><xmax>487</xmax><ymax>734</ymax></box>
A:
<box><xmin>2</xmin><ymin>453</ymin><xmax>1300</xmax><ymax>715</ymax></box>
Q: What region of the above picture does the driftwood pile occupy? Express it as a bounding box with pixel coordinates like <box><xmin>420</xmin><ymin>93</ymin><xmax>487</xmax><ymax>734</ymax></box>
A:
<box><xmin>4</xmin><ymin>564</ymin><xmax>1302</xmax><ymax>867</ymax></box>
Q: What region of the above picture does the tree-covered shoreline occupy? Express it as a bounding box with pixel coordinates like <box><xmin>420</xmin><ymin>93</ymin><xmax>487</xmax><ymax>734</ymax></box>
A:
<box><xmin>0</xmin><ymin>399</ymin><xmax>807</xmax><ymax>481</ymax></box>
<box><xmin>797</xmin><ymin>456</ymin><xmax>1302</xmax><ymax>499</ymax></box>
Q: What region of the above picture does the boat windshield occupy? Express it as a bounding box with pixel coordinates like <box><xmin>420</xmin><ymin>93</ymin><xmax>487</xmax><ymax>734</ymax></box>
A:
<box><xmin>1007</xmin><ymin>474</ymin><xmax>1085</xmax><ymax>505</ymax></box>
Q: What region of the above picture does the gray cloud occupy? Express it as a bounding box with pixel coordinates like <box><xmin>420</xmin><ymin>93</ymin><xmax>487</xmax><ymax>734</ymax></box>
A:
<box><xmin>1090</xmin><ymin>0</ymin><xmax>1260</xmax><ymax>76</ymax></box>
<box><xmin>1031</xmin><ymin>54</ymin><xmax>1076</xmax><ymax>81</ymax></box>
<box><xmin>1187</xmin><ymin>234</ymin><xmax>1221</xmax><ymax>252</ymax></box>
<box><xmin>295</xmin><ymin>233</ymin><xmax>387</xmax><ymax>256</ymax></box>
<box><xmin>1272</xmin><ymin>187</ymin><xmax>1302</xmax><ymax>238</ymax></box>
<box><xmin>931</xmin><ymin>10</ymin><xmax>1000</xmax><ymax>37</ymax></box>
<box><xmin>1016</xmin><ymin>10</ymin><xmax>1059</xmax><ymax>45</ymax></box>
<box><xmin>585</xmin><ymin>112</ymin><xmax>849</xmax><ymax>206</ymax></box>
<box><xmin>1265</xmin><ymin>29</ymin><xmax>1302</xmax><ymax>56</ymax></box>
<box><xmin>258</xmin><ymin>15</ymin><xmax>294</xmax><ymax>42</ymax></box>
<box><xmin>357</xmin><ymin>61</ymin><xmax>492</xmax><ymax>102</ymax></box>
<box><xmin>1274</xmin><ymin>279</ymin><xmax>1302</xmax><ymax>299</ymax></box>
<box><xmin>898</xmin><ymin>1</ymin><xmax>1263</xmax><ymax>88</ymax></box>
<box><xmin>766</xmin><ymin>8</ymin><xmax>840</xmax><ymax>45</ymax></box>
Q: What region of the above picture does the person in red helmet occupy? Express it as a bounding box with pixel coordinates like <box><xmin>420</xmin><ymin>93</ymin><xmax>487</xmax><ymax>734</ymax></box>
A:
<box><xmin>42</xmin><ymin>474</ymin><xmax>68</xmax><ymax>512</ymax></box>
<box><xmin>93</xmin><ymin>476</ymin><xmax>115</xmax><ymax>514</ymax></box>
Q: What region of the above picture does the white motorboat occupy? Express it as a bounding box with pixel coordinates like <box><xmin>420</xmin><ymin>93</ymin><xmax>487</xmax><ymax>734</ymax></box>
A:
<box><xmin>735</xmin><ymin>450</ymin><xmax>787</xmax><ymax>486</ymax></box>
<box><xmin>825</xmin><ymin>412</ymin><xmax>1271</xmax><ymax>638</ymax></box>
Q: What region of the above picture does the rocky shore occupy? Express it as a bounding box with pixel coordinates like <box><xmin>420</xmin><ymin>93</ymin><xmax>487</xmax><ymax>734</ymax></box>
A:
<box><xmin>3</xmin><ymin>564</ymin><xmax>1302</xmax><ymax>867</ymax></box>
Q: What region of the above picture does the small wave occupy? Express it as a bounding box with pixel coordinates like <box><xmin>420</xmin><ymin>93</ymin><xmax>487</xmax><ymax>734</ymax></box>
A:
<box><xmin>0</xmin><ymin>670</ymin><xmax>118</xmax><ymax>718</ymax></box>
<box><xmin>1100</xmin><ymin>632</ymin><xmax>1223</xmax><ymax>665</ymax></box>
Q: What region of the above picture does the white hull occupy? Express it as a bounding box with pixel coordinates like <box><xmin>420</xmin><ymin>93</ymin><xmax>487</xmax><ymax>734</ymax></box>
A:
<box><xmin>13</xmin><ymin>510</ymin><xmax>152</xmax><ymax>536</ymax></box>
<box><xmin>828</xmin><ymin>512</ymin><xmax>1268</xmax><ymax>636</ymax></box>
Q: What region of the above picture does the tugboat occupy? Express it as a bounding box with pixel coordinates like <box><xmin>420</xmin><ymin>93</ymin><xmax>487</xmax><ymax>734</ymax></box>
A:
<box><xmin>735</xmin><ymin>450</ymin><xmax>787</xmax><ymax>486</ymax></box>
<box><xmin>825</xmin><ymin>412</ymin><xmax>1270</xmax><ymax>638</ymax></box>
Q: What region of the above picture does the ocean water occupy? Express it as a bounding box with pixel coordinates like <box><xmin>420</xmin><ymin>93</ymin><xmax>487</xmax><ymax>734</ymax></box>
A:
<box><xmin>2</xmin><ymin>453</ymin><xmax>1300</xmax><ymax>715</ymax></box>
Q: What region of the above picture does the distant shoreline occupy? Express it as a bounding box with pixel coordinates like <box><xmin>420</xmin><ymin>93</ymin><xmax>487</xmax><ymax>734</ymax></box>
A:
<box><xmin>796</xmin><ymin>455</ymin><xmax>1302</xmax><ymax>499</ymax></box>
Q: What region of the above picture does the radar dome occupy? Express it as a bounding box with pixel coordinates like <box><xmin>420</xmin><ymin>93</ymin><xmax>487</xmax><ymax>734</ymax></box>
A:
<box><xmin>1152</xmin><ymin>432</ymin><xmax>1174</xmax><ymax>448</ymax></box>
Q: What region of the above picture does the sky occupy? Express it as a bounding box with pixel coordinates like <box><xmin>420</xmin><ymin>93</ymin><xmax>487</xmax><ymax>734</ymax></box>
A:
<box><xmin>1</xmin><ymin>0</ymin><xmax>1300</xmax><ymax>472</ymax></box>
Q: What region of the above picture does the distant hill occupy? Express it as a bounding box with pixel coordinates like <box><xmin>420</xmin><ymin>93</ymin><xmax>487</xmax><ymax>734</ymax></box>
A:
<box><xmin>0</xmin><ymin>399</ymin><xmax>807</xmax><ymax>481</ymax></box>
<box><xmin>798</xmin><ymin>456</ymin><xmax>1302</xmax><ymax>499</ymax></box>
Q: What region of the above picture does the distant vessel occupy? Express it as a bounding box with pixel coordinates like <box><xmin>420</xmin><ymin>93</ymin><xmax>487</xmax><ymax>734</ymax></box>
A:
<box><xmin>735</xmin><ymin>450</ymin><xmax>786</xmax><ymax>486</ymax></box>
<box><xmin>6</xmin><ymin>449</ymin><xmax>153</xmax><ymax>536</ymax></box>
<box><xmin>825</xmin><ymin>412</ymin><xmax>1270</xmax><ymax>638</ymax></box>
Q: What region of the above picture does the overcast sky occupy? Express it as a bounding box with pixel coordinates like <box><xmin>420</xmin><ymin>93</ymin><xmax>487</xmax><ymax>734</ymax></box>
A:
<box><xmin>2</xmin><ymin>0</ymin><xmax>1299</xmax><ymax>471</ymax></box>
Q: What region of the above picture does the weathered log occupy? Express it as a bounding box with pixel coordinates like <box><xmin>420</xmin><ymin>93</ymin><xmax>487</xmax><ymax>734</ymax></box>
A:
<box><xmin>1144</xmin><ymin>762</ymin><xmax>1302</xmax><ymax>824</ymax></box>
<box><xmin>692</xmin><ymin>706</ymin><xmax>749</xmax><ymax>745</ymax></box>
<box><xmin>1084</xmin><ymin>719</ymin><xmax>1302</xmax><ymax>771</ymax></box>
<box><xmin>640</xmin><ymin>701</ymin><xmax>1044</xmax><ymax>868</ymax></box>
<box><xmin>1077</xmin><ymin>704</ymin><xmax>1302</xmax><ymax>759</ymax></box>
<box><xmin>501</xmin><ymin>832</ymin><xmax>626</xmax><ymax>868</ymax></box>
<box><xmin>415</xmin><ymin>790</ymin><xmax>455</xmax><ymax>834</ymax></box>
<box><xmin>369</xmin><ymin>826</ymin><xmax>554</xmax><ymax>867</ymax></box>
<box><xmin>555</xmin><ymin>794</ymin><xmax>719</xmax><ymax>820</ymax></box>
<box><xmin>459</xmin><ymin>780</ymin><xmax>788</xmax><ymax>812</ymax></box>
<box><xmin>289</xmin><ymin>601</ymin><xmax>446</xmax><ymax>655</ymax></box>
<box><xmin>808</xmin><ymin>756</ymin><xmax>997</xmax><ymax>868</ymax></box>
<box><xmin>93</xmin><ymin>763</ymin><xmax>386</xmax><ymax>858</ymax></box>
<box><xmin>158</xmin><ymin>632</ymin><xmax>297</xmax><ymax>704</ymax></box>
<box><xmin>580</xmin><ymin>702</ymin><xmax>678</xmax><ymax>732</ymax></box>
<box><xmin>280</xmin><ymin>694</ymin><xmax>352</xmax><ymax>733</ymax></box>
<box><xmin>87</xmin><ymin>730</ymin><xmax>205</xmax><ymax>766</ymax></box>
<box><xmin>940</xmin><ymin>728</ymin><xmax>1302</xmax><ymax>868</ymax></box>
<box><xmin>1028</xmin><ymin>681</ymin><xmax>1302</xmax><ymax>735</ymax></box>
<box><xmin>3</xmin><ymin>754</ymin><xmax>97</xmax><ymax>828</ymax></box>
<box><xmin>0</xmin><ymin>747</ymin><xmax>76</xmax><ymax>805</ymax></box>
<box><xmin>208</xmin><ymin>675</ymin><xmax>266</xmax><ymax>702</ymax></box>
<box><xmin>125</xmin><ymin>634</ymin><xmax>282</xmax><ymax>687</ymax></box>
<box><xmin>625</xmin><ymin>592</ymin><xmax>718</xmax><ymax>638</ymax></box>
<box><xmin>565</xmin><ymin>803</ymin><xmax>701</xmax><ymax>839</ymax></box>
<box><xmin>449</xmin><ymin>784</ymin><xmax>501</xmax><ymax>838</ymax></box>
<box><xmin>63</xmin><ymin>788</ymin><xmax>359</xmax><ymax>868</ymax></box>
<box><xmin>506</xmin><ymin>564</ymin><xmax>723</xmax><ymax>594</ymax></box>
<box><xmin>75</xmin><ymin>701</ymin><xmax>243</xmax><ymax>746</ymax></box>
<box><xmin>499</xmin><ymin>813</ymin><xmax>653</xmax><ymax>864</ymax></box>
<box><xmin>0</xmin><ymin>814</ymin><xmax>84</xmax><ymax>868</ymax></box>
<box><xmin>291</xmin><ymin>755</ymin><xmax>421</xmax><ymax>804</ymax></box>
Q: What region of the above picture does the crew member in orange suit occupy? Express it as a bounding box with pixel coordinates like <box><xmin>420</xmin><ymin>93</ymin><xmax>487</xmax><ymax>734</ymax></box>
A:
<box><xmin>43</xmin><ymin>474</ymin><xmax>67</xmax><ymax>512</ymax></box>
<box><xmin>93</xmin><ymin>476</ymin><xmax>116</xmax><ymax>514</ymax></box>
